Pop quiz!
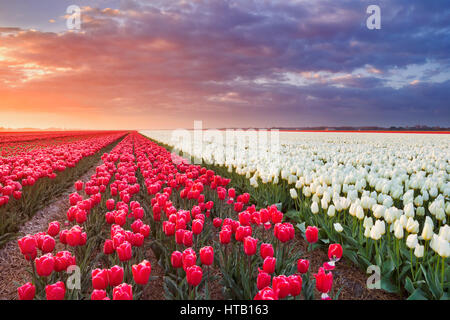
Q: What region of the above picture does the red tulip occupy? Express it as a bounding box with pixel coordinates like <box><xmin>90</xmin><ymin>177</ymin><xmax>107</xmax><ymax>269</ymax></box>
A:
<box><xmin>106</xmin><ymin>199</ymin><xmax>115</xmax><ymax>211</ymax></box>
<box><xmin>305</xmin><ymin>226</ymin><xmax>318</xmax><ymax>243</ymax></box>
<box><xmin>234</xmin><ymin>201</ymin><xmax>244</xmax><ymax>212</ymax></box>
<box><xmin>54</xmin><ymin>251</ymin><xmax>75</xmax><ymax>272</ymax></box>
<box><xmin>17</xmin><ymin>282</ymin><xmax>35</xmax><ymax>300</ymax></box>
<box><xmin>18</xmin><ymin>235</ymin><xmax>37</xmax><ymax>260</ymax></box>
<box><xmin>35</xmin><ymin>253</ymin><xmax>55</xmax><ymax>277</ymax></box>
<box><xmin>297</xmin><ymin>259</ymin><xmax>310</xmax><ymax>274</ymax></box>
<box><xmin>288</xmin><ymin>274</ymin><xmax>302</xmax><ymax>297</ymax></box>
<box><xmin>171</xmin><ymin>251</ymin><xmax>183</xmax><ymax>269</ymax></box>
<box><xmin>113</xmin><ymin>283</ymin><xmax>133</xmax><ymax>300</ymax></box>
<box><xmin>260</xmin><ymin>243</ymin><xmax>274</xmax><ymax>259</ymax></box>
<box><xmin>103</xmin><ymin>239</ymin><xmax>114</xmax><ymax>254</ymax></box>
<box><xmin>108</xmin><ymin>266</ymin><xmax>124</xmax><ymax>287</ymax></box>
<box><xmin>186</xmin><ymin>265</ymin><xmax>203</xmax><ymax>287</ymax></box>
<box><xmin>243</xmin><ymin>236</ymin><xmax>258</xmax><ymax>256</ymax></box>
<box><xmin>91</xmin><ymin>289</ymin><xmax>109</xmax><ymax>300</ymax></box>
<box><xmin>262</xmin><ymin>256</ymin><xmax>276</xmax><ymax>274</ymax></box>
<box><xmin>254</xmin><ymin>287</ymin><xmax>277</xmax><ymax>300</ymax></box>
<box><xmin>328</xmin><ymin>243</ymin><xmax>343</xmax><ymax>261</ymax></box>
<box><xmin>219</xmin><ymin>228</ymin><xmax>231</xmax><ymax>244</ymax></box>
<box><xmin>257</xmin><ymin>271</ymin><xmax>271</xmax><ymax>290</ymax></box>
<box><xmin>74</xmin><ymin>180</ymin><xmax>83</xmax><ymax>191</ymax></box>
<box><xmin>116</xmin><ymin>241</ymin><xmax>132</xmax><ymax>261</ymax></box>
<box><xmin>238</xmin><ymin>211</ymin><xmax>251</xmax><ymax>226</ymax></box>
<box><xmin>92</xmin><ymin>268</ymin><xmax>109</xmax><ymax>290</ymax></box>
<box><xmin>132</xmin><ymin>260</ymin><xmax>152</xmax><ymax>285</ymax></box>
<box><xmin>66</xmin><ymin>225</ymin><xmax>82</xmax><ymax>246</ymax></box>
<box><xmin>314</xmin><ymin>267</ymin><xmax>333</xmax><ymax>297</ymax></box>
<box><xmin>183</xmin><ymin>230</ymin><xmax>193</xmax><ymax>247</ymax></box>
<box><xmin>139</xmin><ymin>224</ymin><xmax>150</xmax><ymax>238</ymax></box>
<box><xmin>175</xmin><ymin>229</ymin><xmax>186</xmax><ymax>244</ymax></box>
<box><xmin>182</xmin><ymin>252</ymin><xmax>197</xmax><ymax>271</ymax></box>
<box><xmin>200</xmin><ymin>246</ymin><xmax>214</xmax><ymax>266</ymax></box>
<box><xmin>192</xmin><ymin>219</ymin><xmax>204</xmax><ymax>235</ymax></box>
<box><xmin>47</xmin><ymin>221</ymin><xmax>60</xmax><ymax>237</ymax></box>
<box><xmin>163</xmin><ymin>221</ymin><xmax>176</xmax><ymax>236</ymax></box>
<box><xmin>272</xmin><ymin>275</ymin><xmax>290</xmax><ymax>299</ymax></box>
<box><xmin>213</xmin><ymin>218</ymin><xmax>222</xmax><ymax>228</ymax></box>
<box><xmin>41</xmin><ymin>235</ymin><xmax>56</xmax><ymax>253</ymax></box>
<box><xmin>45</xmin><ymin>281</ymin><xmax>65</xmax><ymax>300</ymax></box>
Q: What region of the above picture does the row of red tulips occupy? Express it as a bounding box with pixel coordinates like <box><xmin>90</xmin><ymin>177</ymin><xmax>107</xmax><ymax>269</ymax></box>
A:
<box><xmin>0</xmin><ymin>132</ymin><xmax>125</xmax><ymax>207</ymax></box>
<box><xmin>16</xmin><ymin>132</ymin><xmax>343</xmax><ymax>300</ymax></box>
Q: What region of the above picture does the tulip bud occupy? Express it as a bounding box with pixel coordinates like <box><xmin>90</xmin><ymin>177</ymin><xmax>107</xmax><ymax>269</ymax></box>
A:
<box><xmin>113</xmin><ymin>283</ymin><xmax>133</xmax><ymax>300</ymax></box>
<box><xmin>45</xmin><ymin>281</ymin><xmax>65</xmax><ymax>300</ymax></box>
<box><xmin>186</xmin><ymin>265</ymin><xmax>203</xmax><ymax>287</ymax></box>
<box><xmin>406</xmin><ymin>234</ymin><xmax>418</xmax><ymax>249</ymax></box>
<box><xmin>132</xmin><ymin>260</ymin><xmax>152</xmax><ymax>285</ymax></box>
<box><xmin>18</xmin><ymin>282</ymin><xmax>35</xmax><ymax>300</ymax></box>
<box><xmin>305</xmin><ymin>226</ymin><xmax>318</xmax><ymax>243</ymax></box>
<box><xmin>200</xmin><ymin>246</ymin><xmax>214</xmax><ymax>266</ymax></box>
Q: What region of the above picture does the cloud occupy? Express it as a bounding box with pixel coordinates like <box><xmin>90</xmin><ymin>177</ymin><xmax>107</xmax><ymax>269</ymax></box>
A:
<box><xmin>0</xmin><ymin>0</ymin><xmax>449</xmax><ymax>129</ymax></box>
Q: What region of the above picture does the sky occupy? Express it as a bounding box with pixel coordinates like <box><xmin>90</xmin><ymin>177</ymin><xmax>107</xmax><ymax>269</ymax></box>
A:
<box><xmin>0</xmin><ymin>0</ymin><xmax>449</xmax><ymax>130</ymax></box>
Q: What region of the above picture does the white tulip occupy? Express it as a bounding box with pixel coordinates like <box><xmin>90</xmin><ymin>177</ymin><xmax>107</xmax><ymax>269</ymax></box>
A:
<box><xmin>334</xmin><ymin>223</ymin><xmax>343</xmax><ymax>233</ymax></box>
<box><xmin>414</xmin><ymin>244</ymin><xmax>424</xmax><ymax>258</ymax></box>
<box><xmin>290</xmin><ymin>188</ymin><xmax>298</xmax><ymax>199</ymax></box>
<box><xmin>406</xmin><ymin>217</ymin><xmax>419</xmax><ymax>234</ymax></box>
<box><xmin>327</xmin><ymin>205</ymin><xmax>335</xmax><ymax>217</ymax></box>
<box><xmin>311</xmin><ymin>201</ymin><xmax>319</xmax><ymax>214</ymax></box>
<box><xmin>406</xmin><ymin>234</ymin><xmax>418</xmax><ymax>249</ymax></box>
<box><xmin>394</xmin><ymin>222</ymin><xmax>404</xmax><ymax>239</ymax></box>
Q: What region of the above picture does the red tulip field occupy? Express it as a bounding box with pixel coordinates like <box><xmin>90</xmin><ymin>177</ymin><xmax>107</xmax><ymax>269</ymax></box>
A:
<box><xmin>0</xmin><ymin>131</ymin><xmax>445</xmax><ymax>301</ymax></box>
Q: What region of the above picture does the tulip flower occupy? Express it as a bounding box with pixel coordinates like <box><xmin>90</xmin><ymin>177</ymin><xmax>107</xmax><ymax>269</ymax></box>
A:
<box><xmin>47</xmin><ymin>221</ymin><xmax>60</xmax><ymax>237</ymax></box>
<box><xmin>254</xmin><ymin>287</ymin><xmax>278</xmax><ymax>300</ymax></box>
<box><xmin>260</xmin><ymin>243</ymin><xmax>274</xmax><ymax>259</ymax></box>
<box><xmin>213</xmin><ymin>218</ymin><xmax>222</xmax><ymax>228</ymax></box>
<box><xmin>116</xmin><ymin>241</ymin><xmax>132</xmax><ymax>261</ymax></box>
<box><xmin>41</xmin><ymin>235</ymin><xmax>56</xmax><ymax>253</ymax></box>
<box><xmin>91</xmin><ymin>289</ymin><xmax>109</xmax><ymax>300</ymax></box>
<box><xmin>92</xmin><ymin>268</ymin><xmax>109</xmax><ymax>290</ymax></box>
<box><xmin>171</xmin><ymin>251</ymin><xmax>183</xmax><ymax>269</ymax></box>
<box><xmin>17</xmin><ymin>282</ymin><xmax>35</xmax><ymax>300</ymax></box>
<box><xmin>103</xmin><ymin>239</ymin><xmax>115</xmax><ymax>254</ymax></box>
<box><xmin>297</xmin><ymin>259</ymin><xmax>310</xmax><ymax>274</ymax></box>
<box><xmin>288</xmin><ymin>274</ymin><xmax>302</xmax><ymax>297</ymax></box>
<box><xmin>262</xmin><ymin>256</ymin><xmax>276</xmax><ymax>274</ymax></box>
<box><xmin>45</xmin><ymin>281</ymin><xmax>65</xmax><ymax>300</ymax></box>
<box><xmin>18</xmin><ymin>235</ymin><xmax>37</xmax><ymax>261</ymax></box>
<box><xmin>113</xmin><ymin>283</ymin><xmax>133</xmax><ymax>300</ymax></box>
<box><xmin>328</xmin><ymin>244</ymin><xmax>343</xmax><ymax>262</ymax></box>
<box><xmin>108</xmin><ymin>266</ymin><xmax>124</xmax><ymax>287</ymax></box>
<box><xmin>35</xmin><ymin>253</ymin><xmax>55</xmax><ymax>277</ymax></box>
<box><xmin>272</xmin><ymin>275</ymin><xmax>290</xmax><ymax>299</ymax></box>
<box><xmin>200</xmin><ymin>246</ymin><xmax>214</xmax><ymax>266</ymax></box>
<box><xmin>305</xmin><ymin>226</ymin><xmax>318</xmax><ymax>244</ymax></box>
<box><xmin>192</xmin><ymin>219</ymin><xmax>204</xmax><ymax>235</ymax></box>
<box><xmin>257</xmin><ymin>271</ymin><xmax>271</xmax><ymax>290</ymax></box>
<box><xmin>186</xmin><ymin>265</ymin><xmax>203</xmax><ymax>287</ymax></box>
<box><xmin>243</xmin><ymin>236</ymin><xmax>258</xmax><ymax>256</ymax></box>
<box><xmin>314</xmin><ymin>267</ymin><xmax>333</xmax><ymax>299</ymax></box>
<box><xmin>132</xmin><ymin>260</ymin><xmax>152</xmax><ymax>285</ymax></box>
<box><xmin>183</xmin><ymin>230</ymin><xmax>193</xmax><ymax>247</ymax></box>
